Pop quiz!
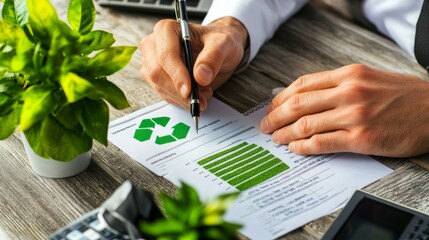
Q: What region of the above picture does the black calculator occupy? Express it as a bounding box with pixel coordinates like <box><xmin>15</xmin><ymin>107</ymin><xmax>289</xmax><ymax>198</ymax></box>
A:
<box><xmin>98</xmin><ymin>0</ymin><xmax>213</xmax><ymax>17</ymax></box>
<box><xmin>322</xmin><ymin>190</ymin><xmax>429</xmax><ymax>240</ymax></box>
<box><xmin>50</xmin><ymin>181</ymin><xmax>162</xmax><ymax>240</ymax></box>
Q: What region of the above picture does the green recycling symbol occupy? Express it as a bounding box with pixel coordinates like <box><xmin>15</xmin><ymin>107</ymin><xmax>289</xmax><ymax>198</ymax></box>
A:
<box><xmin>133</xmin><ymin>117</ymin><xmax>190</xmax><ymax>145</ymax></box>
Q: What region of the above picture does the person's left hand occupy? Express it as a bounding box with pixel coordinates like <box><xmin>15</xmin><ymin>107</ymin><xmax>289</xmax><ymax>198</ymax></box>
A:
<box><xmin>259</xmin><ymin>64</ymin><xmax>429</xmax><ymax>157</ymax></box>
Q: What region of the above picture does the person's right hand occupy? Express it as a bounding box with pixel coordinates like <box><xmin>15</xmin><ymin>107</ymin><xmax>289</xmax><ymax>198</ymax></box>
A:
<box><xmin>140</xmin><ymin>17</ymin><xmax>249</xmax><ymax>112</ymax></box>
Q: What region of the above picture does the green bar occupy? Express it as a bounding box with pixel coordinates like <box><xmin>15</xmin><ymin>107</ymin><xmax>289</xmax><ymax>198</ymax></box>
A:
<box><xmin>228</xmin><ymin>158</ymin><xmax>282</xmax><ymax>185</ymax></box>
<box><xmin>214</xmin><ymin>150</ymin><xmax>270</xmax><ymax>176</ymax></box>
<box><xmin>221</xmin><ymin>154</ymin><xmax>275</xmax><ymax>181</ymax></box>
<box><xmin>204</xmin><ymin>144</ymin><xmax>257</xmax><ymax>169</ymax></box>
<box><xmin>209</xmin><ymin>147</ymin><xmax>265</xmax><ymax>174</ymax></box>
<box><xmin>197</xmin><ymin>142</ymin><xmax>248</xmax><ymax>165</ymax></box>
<box><xmin>236</xmin><ymin>163</ymin><xmax>289</xmax><ymax>191</ymax></box>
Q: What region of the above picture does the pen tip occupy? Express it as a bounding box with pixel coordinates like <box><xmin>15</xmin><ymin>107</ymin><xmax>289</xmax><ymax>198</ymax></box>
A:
<box><xmin>193</xmin><ymin>116</ymin><xmax>199</xmax><ymax>134</ymax></box>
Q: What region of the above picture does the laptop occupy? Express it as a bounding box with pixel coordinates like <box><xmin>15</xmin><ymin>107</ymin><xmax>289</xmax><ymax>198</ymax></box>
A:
<box><xmin>98</xmin><ymin>0</ymin><xmax>213</xmax><ymax>17</ymax></box>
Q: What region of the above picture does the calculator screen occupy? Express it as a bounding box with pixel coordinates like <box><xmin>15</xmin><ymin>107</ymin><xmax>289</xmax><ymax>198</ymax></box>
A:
<box><xmin>333</xmin><ymin>197</ymin><xmax>413</xmax><ymax>240</ymax></box>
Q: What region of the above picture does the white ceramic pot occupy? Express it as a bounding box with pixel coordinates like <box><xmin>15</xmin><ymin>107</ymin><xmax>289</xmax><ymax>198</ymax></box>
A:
<box><xmin>20</xmin><ymin>132</ymin><xmax>92</xmax><ymax>178</ymax></box>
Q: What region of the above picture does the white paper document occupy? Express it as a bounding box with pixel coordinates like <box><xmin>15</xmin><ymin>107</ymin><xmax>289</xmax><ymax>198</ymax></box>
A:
<box><xmin>108</xmin><ymin>98</ymin><xmax>393</xmax><ymax>240</ymax></box>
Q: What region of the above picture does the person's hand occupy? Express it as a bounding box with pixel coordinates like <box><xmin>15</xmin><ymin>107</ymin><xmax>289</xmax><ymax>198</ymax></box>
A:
<box><xmin>260</xmin><ymin>64</ymin><xmax>429</xmax><ymax>157</ymax></box>
<box><xmin>140</xmin><ymin>17</ymin><xmax>248</xmax><ymax>111</ymax></box>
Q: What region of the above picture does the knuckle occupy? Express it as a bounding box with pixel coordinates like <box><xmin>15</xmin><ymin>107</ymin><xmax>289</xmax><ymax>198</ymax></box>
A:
<box><xmin>154</xmin><ymin>84</ymin><xmax>163</xmax><ymax>95</ymax></box>
<box><xmin>297</xmin><ymin>116</ymin><xmax>311</xmax><ymax>135</ymax></box>
<box><xmin>140</xmin><ymin>36</ymin><xmax>150</xmax><ymax>48</ymax></box>
<box><xmin>294</xmin><ymin>75</ymin><xmax>307</xmax><ymax>90</ymax></box>
<box><xmin>310</xmin><ymin>135</ymin><xmax>325</xmax><ymax>152</ymax></box>
<box><xmin>148</xmin><ymin>67</ymin><xmax>162</xmax><ymax>84</ymax></box>
<box><xmin>288</xmin><ymin>94</ymin><xmax>302</xmax><ymax>112</ymax></box>
<box><xmin>343</xmin><ymin>64</ymin><xmax>372</xmax><ymax>79</ymax></box>
<box><xmin>153</xmin><ymin>19</ymin><xmax>175</xmax><ymax>32</ymax></box>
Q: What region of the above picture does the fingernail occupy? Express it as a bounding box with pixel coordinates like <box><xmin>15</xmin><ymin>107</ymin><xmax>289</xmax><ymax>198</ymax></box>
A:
<box><xmin>272</xmin><ymin>131</ymin><xmax>279</xmax><ymax>143</ymax></box>
<box><xmin>180</xmin><ymin>84</ymin><xmax>188</xmax><ymax>98</ymax></box>
<box><xmin>260</xmin><ymin>118</ymin><xmax>268</xmax><ymax>133</ymax></box>
<box><xmin>196</xmin><ymin>64</ymin><xmax>213</xmax><ymax>85</ymax></box>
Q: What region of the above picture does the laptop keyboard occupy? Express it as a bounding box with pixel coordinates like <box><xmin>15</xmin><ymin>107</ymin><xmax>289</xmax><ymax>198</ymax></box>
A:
<box><xmin>98</xmin><ymin>0</ymin><xmax>213</xmax><ymax>17</ymax></box>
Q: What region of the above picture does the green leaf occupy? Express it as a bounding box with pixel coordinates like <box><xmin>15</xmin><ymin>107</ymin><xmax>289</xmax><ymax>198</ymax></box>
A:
<box><xmin>41</xmin><ymin>115</ymin><xmax>92</xmax><ymax>161</ymax></box>
<box><xmin>20</xmin><ymin>85</ymin><xmax>56</xmax><ymax>131</ymax></box>
<box><xmin>140</xmin><ymin>219</ymin><xmax>186</xmax><ymax>236</ymax></box>
<box><xmin>60</xmin><ymin>72</ymin><xmax>96</xmax><ymax>103</ymax></box>
<box><xmin>0</xmin><ymin>50</ymin><xmax>14</xmax><ymax>71</ymax></box>
<box><xmin>180</xmin><ymin>182</ymin><xmax>201</xmax><ymax>207</ymax></box>
<box><xmin>92</xmin><ymin>79</ymin><xmax>130</xmax><ymax>109</ymax></box>
<box><xmin>0</xmin><ymin>20</ymin><xmax>32</xmax><ymax>52</ymax></box>
<box><xmin>89</xmin><ymin>46</ymin><xmax>137</xmax><ymax>77</ymax></box>
<box><xmin>23</xmin><ymin>122</ymin><xmax>49</xmax><ymax>158</ymax></box>
<box><xmin>0</xmin><ymin>104</ymin><xmax>21</xmax><ymax>139</ymax></box>
<box><xmin>178</xmin><ymin>231</ymin><xmax>198</xmax><ymax>240</ymax></box>
<box><xmin>2</xmin><ymin>0</ymin><xmax>28</xmax><ymax>27</ymax></box>
<box><xmin>0</xmin><ymin>93</ymin><xmax>15</xmax><ymax>116</ymax></box>
<box><xmin>55</xmin><ymin>104</ymin><xmax>80</xmax><ymax>129</ymax></box>
<box><xmin>27</xmin><ymin>0</ymin><xmax>78</xmax><ymax>47</ymax></box>
<box><xmin>160</xmin><ymin>193</ymin><xmax>183</xmax><ymax>220</ymax></box>
<box><xmin>11</xmin><ymin>52</ymin><xmax>33</xmax><ymax>71</ymax></box>
<box><xmin>76</xmin><ymin>98</ymin><xmax>109</xmax><ymax>146</ymax></box>
<box><xmin>68</xmin><ymin>0</ymin><xmax>95</xmax><ymax>35</ymax></box>
<box><xmin>77</xmin><ymin>30</ymin><xmax>115</xmax><ymax>55</ymax></box>
<box><xmin>27</xmin><ymin>0</ymin><xmax>59</xmax><ymax>41</ymax></box>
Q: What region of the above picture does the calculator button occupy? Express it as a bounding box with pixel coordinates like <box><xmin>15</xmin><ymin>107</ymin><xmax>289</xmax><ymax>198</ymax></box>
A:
<box><xmin>51</xmin><ymin>235</ymin><xmax>67</xmax><ymax>240</ymax></box>
<box><xmin>100</xmin><ymin>229</ymin><xmax>116</xmax><ymax>239</ymax></box>
<box><xmin>89</xmin><ymin>219</ymin><xmax>105</xmax><ymax>232</ymax></box>
<box><xmin>66</xmin><ymin>230</ymin><xmax>87</xmax><ymax>240</ymax></box>
<box><xmin>143</xmin><ymin>0</ymin><xmax>156</xmax><ymax>3</ymax></box>
<box><xmin>83</xmin><ymin>229</ymin><xmax>101</xmax><ymax>240</ymax></box>
<box><xmin>186</xmin><ymin>0</ymin><xmax>199</xmax><ymax>7</ymax></box>
<box><xmin>160</xmin><ymin>0</ymin><xmax>173</xmax><ymax>5</ymax></box>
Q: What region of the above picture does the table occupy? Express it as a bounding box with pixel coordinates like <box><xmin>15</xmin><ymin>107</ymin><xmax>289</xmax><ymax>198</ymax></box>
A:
<box><xmin>1</xmin><ymin>1</ymin><xmax>429</xmax><ymax>239</ymax></box>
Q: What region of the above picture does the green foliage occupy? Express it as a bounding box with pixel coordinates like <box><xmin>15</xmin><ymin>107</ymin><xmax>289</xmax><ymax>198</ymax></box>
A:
<box><xmin>0</xmin><ymin>0</ymin><xmax>136</xmax><ymax>161</ymax></box>
<box><xmin>140</xmin><ymin>183</ymin><xmax>242</xmax><ymax>240</ymax></box>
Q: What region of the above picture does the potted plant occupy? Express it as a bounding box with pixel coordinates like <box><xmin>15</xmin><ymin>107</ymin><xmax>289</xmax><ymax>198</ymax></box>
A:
<box><xmin>139</xmin><ymin>183</ymin><xmax>242</xmax><ymax>240</ymax></box>
<box><xmin>0</xmin><ymin>0</ymin><xmax>136</xmax><ymax>177</ymax></box>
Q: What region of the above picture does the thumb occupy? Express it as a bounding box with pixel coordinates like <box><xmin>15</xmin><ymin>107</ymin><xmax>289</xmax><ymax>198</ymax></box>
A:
<box><xmin>193</xmin><ymin>46</ymin><xmax>223</xmax><ymax>86</ymax></box>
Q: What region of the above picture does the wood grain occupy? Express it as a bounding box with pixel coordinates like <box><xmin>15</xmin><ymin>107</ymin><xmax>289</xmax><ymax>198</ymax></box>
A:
<box><xmin>0</xmin><ymin>1</ymin><xmax>428</xmax><ymax>239</ymax></box>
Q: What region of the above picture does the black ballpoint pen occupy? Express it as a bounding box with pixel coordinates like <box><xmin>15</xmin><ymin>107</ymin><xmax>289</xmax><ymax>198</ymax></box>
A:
<box><xmin>175</xmin><ymin>0</ymin><xmax>200</xmax><ymax>133</ymax></box>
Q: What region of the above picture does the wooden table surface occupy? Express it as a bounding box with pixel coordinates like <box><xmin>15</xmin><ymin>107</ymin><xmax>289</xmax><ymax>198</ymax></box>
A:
<box><xmin>1</xmin><ymin>1</ymin><xmax>429</xmax><ymax>239</ymax></box>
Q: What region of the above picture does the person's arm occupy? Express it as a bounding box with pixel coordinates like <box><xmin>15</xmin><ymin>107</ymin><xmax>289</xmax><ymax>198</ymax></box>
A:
<box><xmin>140</xmin><ymin>0</ymin><xmax>308</xmax><ymax>112</ymax></box>
<box><xmin>203</xmin><ymin>0</ymin><xmax>309</xmax><ymax>63</ymax></box>
<box><xmin>363</xmin><ymin>0</ymin><xmax>424</xmax><ymax>57</ymax></box>
<box><xmin>260</xmin><ymin>0</ymin><xmax>429</xmax><ymax>158</ymax></box>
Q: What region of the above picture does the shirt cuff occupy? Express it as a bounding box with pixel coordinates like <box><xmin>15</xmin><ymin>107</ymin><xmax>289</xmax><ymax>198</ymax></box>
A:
<box><xmin>203</xmin><ymin>0</ymin><xmax>308</xmax><ymax>64</ymax></box>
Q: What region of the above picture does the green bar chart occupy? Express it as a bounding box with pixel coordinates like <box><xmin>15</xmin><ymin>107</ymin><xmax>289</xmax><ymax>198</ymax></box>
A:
<box><xmin>197</xmin><ymin>142</ymin><xmax>289</xmax><ymax>191</ymax></box>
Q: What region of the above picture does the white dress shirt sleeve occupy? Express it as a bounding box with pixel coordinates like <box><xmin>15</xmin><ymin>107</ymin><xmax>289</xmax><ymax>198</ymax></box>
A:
<box><xmin>202</xmin><ymin>0</ymin><xmax>309</xmax><ymax>62</ymax></box>
<box><xmin>202</xmin><ymin>0</ymin><xmax>424</xmax><ymax>63</ymax></box>
<box><xmin>363</xmin><ymin>0</ymin><xmax>424</xmax><ymax>57</ymax></box>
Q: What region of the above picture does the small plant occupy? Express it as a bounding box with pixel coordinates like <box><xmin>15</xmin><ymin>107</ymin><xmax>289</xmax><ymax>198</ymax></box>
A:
<box><xmin>0</xmin><ymin>0</ymin><xmax>136</xmax><ymax>161</ymax></box>
<box><xmin>140</xmin><ymin>183</ymin><xmax>242</xmax><ymax>240</ymax></box>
